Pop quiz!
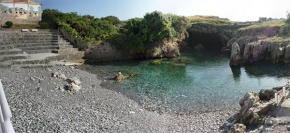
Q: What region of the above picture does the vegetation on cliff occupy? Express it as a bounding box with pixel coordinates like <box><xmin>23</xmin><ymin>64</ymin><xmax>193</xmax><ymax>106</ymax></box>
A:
<box><xmin>187</xmin><ymin>16</ymin><xmax>232</xmax><ymax>25</ymax></box>
<box><xmin>41</xmin><ymin>9</ymin><xmax>189</xmax><ymax>54</ymax></box>
<box><xmin>111</xmin><ymin>11</ymin><xmax>189</xmax><ymax>53</ymax></box>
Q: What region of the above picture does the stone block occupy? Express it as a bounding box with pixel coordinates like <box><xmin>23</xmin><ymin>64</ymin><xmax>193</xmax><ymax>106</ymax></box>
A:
<box><xmin>31</xmin><ymin>29</ymin><xmax>38</xmax><ymax>32</ymax></box>
<box><xmin>21</xmin><ymin>29</ymin><xmax>29</xmax><ymax>32</ymax></box>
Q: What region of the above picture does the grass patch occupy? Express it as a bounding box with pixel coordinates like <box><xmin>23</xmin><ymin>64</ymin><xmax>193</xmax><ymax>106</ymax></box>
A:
<box><xmin>239</xmin><ymin>21</ymin><xmax>285</xmax><ymax>30</ymax></box>
<box><xmin>187</xmin><ymin>16</ymin><xmax>232</xmax><ymax>25</ymax></box>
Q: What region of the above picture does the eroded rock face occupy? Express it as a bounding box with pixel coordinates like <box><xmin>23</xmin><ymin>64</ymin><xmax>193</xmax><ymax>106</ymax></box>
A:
<box><xmin>230</xmin><ymin>42</ymin><xmax>241</xmax><ymax>66</ymax></box>
<box><xmin>228</xmin><ymin>26</ymin><xmax>290</xmax><ymax>65</ymax></box>
<box><xmin>146</xmin><ymin>35</ymin><xmax>184</xmax><ymax>58</ymax></box>
<box><xmin>230</xmin><ymin>123</ymin><xmax>246</xmax><ymax>133</ymax></box>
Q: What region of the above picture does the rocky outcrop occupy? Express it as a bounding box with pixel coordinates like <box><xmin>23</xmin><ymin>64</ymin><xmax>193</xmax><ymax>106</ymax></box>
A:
<box><xmin>231</xmin><ymin>83</ymin><xmax>290</xmax><ymax>132</ymax></box>
<box><xmin>230</xmin><ymin>123</ymin><xmax>246</xmax><ymax>133</ymax></box>
<box><xmin>228</xmin><ymin>26</ymin><xmax>290</xmax><ymax>65</ymax></box>
<box><xmin>230</xmin><ymin>42</ymin><xmax>241</xmax><ymax>66</ymax></box>
<box><xmin>146</xmin><ymin>33</ymin><xmax>186</xmax><ymax>58</ymax></box>
<box><xmin>236</xmin><ymin>91</ymin><xmax>275</xmax><ymax>125</ymax></box>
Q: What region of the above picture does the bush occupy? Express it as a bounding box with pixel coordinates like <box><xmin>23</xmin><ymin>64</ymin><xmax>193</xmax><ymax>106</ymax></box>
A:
<box><xmin>39</xmin><ymin>22</ymin><xmax>49</xmax><ymax>29</ymax></box>
<box><xmin>5</xmin><ymin>21</ymin><xmax>13</xmax><ymax>28</ymax></box>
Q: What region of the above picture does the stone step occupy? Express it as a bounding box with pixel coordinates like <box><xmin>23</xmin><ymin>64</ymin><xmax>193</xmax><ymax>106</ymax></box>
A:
<box><xmin>10</xmin><ymin>53</ymin><xmax>59</xmax><ymax>65</ymax></box>
<box><xmin>0</xmin><ymin>54</ymin><xmax>28</xmax><ymax>62</ymax></box>
<box><xmin>0</xmin><ymin>33</ymin><xmax>58</xmax><ymax>36</ymax></box>
<box><xmin>16</xmin><ymin>43</ymin><xmax>59</xmax><ymax>47</ymax></box>
<box><xmin>0</xmin><ymin>48</ymin><xmax>23</xmax><ymax>55</ymax></box>
<box><xmin>0</xmin><ymin>38</ymin><xmax>58</xmax><ymax>42</ymax></box>
<box><xmin>11</xmin><ymin>58</ymin><xmax>51</xmax><ymax>65</ymax></box>
<box><xmin>0</xmin><ymin>45</ymin><xmax>14</xmax><ymax>50</ymax></box>
<box><xmin>0</xmin><ymin>35</ymin><xmax>58</xmax><ymax>39</ymax></box>
<box><xmin>24</xmin><ymin>49</ymin><xmax>59</xmax><ymax>54</ymax></box>
<box><xmin>59</xmin><ymin>45</ymin><xmax>73</xmax><ymax>49</ymax></box>
<box><xmin>20</xmin><ymin>46</ymin><xmax>60</xmax><ymax>51</ymax></box>
<box><xmin>11</xmin><ymin>64</ymin><xmax>54</xmax><ymax>68</ymax></box>
<box><xmin>0</xmin><ymin>40</ymin><xmax>58</xmax><ymax>44</ymax></box>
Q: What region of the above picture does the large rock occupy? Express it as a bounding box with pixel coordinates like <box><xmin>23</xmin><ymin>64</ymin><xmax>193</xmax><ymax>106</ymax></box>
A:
<box><xmin>259</xmin><ymin>89</ymin><xmax>277</xmax><ymax>101</ymax></box>
<box><xmin>230</xmin><ymin>42</ymin><xmax>241</xmax><ymax>66</ymax></box>
<box><xmin>230</xmin><ymin>123</ymin><xmax>246</xmax><ymax>133</ymax></box>
<box><xmin>236</xmin><ymin>92</ymin><xmax>275</xmax><ymax>125</ymax></box>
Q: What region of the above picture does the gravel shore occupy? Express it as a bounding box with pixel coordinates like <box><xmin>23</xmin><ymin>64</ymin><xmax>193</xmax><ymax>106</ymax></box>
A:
<box><xmin>0</xmin><ymin>66</ymin><xmax>237</xmax><ymax>132</ymax></box>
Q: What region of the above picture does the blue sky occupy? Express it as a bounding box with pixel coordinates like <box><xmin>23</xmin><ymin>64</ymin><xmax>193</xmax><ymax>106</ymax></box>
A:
<box><xmin>37</xmin><ymin>0</ymin><xmax>290</xmax><ymax>22</ymax></box>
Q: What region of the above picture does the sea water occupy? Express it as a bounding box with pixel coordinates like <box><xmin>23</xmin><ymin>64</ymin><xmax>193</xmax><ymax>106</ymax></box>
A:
<box><xmin>78</xmin><ymin>50</ymin><xmax>290</xmax><ymax>112</ymax></box>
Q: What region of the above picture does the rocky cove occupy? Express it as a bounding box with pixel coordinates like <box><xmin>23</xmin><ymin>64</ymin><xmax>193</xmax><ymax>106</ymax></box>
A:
<box><xmin>1</xmin><ymin>9</ymin><xmax>290</xmax><ymax>132</ymax></box>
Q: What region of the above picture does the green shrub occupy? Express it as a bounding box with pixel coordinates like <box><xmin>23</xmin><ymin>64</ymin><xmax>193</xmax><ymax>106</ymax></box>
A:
<box><xmin>5</xmin><ymin>21</ymin><xmax>13</xmax><ymax>28</ymax></box>
<box><xmin>39</xmin><ymin>22</ymin><xmax>49</xmax><ymax>29</ymax></box>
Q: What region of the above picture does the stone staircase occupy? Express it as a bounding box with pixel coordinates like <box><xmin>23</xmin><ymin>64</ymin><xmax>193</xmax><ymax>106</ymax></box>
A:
<box><xmin>0</xmin><ymin>30</ymin><xmax>84</xmax><ymax>68</ymax></box>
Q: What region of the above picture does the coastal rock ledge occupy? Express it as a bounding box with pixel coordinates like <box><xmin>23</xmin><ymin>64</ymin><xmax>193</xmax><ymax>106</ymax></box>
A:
<box><xmin>228</xmin><ymin>26</ymin><xmax>290</xmax><ymax>66</ymax></box>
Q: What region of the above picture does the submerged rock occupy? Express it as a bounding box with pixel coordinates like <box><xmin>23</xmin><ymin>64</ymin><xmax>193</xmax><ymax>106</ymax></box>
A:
<box><xmin>150</xmin><ymin>60</ymin><xmax>162</xmax><ymax>65</ymax></box>
<box><xmin>115</xmin><ymin>72</ymin><xmax>141</xmax><ymax>83</ymax></box>
<box><xmin>115</xmin><ymin>72</ymin><xmax>126</xmax><ymax>82</ymax></box>
<box><xmin>194</xmin><ymin>44</ymin><xmax>204</xmax><ymax>50</ymax></box>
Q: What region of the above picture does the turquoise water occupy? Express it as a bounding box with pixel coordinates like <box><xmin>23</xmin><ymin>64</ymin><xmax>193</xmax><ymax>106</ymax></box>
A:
<box><xmin>78</xmin><ymin>50</ymin><xmax>290</xmax><ymax>112</ymax></box>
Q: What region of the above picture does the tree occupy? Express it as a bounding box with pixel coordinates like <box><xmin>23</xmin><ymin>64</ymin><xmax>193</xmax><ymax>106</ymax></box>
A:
<box><xmin>101</xmin><ymin>16</ymin><xmax>121</xmax><ymax>25</ymax></box>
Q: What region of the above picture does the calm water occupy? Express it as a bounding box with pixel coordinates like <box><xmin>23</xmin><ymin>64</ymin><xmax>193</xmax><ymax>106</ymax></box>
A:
<box><xmin>78</xmin><ymin>50</ymin><xmax>290</xmax><ymax>112</ymax></box>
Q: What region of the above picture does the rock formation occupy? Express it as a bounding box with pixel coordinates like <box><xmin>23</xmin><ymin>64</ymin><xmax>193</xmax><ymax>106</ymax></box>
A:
<box><xmin>228</xmin><ymin>26</ymin><xmax>290</xmax><ymax>66</ymax></box>
<box><xmin>146</xmin><ymin>33</ymin><xmax>186</xmax><ymax>58</ymax></box>
<box><xmin>231</xmin><ymin>83</ymin><xmax>290</xmax><ymax>131</ymax></box>
<box><xmin>230</xmin><ymin>42</ymin><xmax>241</xmax><ymax>66</ymax></box>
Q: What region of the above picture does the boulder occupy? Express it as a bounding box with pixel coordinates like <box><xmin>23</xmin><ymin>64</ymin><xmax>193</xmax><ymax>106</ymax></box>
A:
<box><xmin>51</xmin><ymin>72</ymin><xmax>66</xmax><ymax>79</ymax></box>
<box><xmin>66</xmin><ymin>83</ymin><xmax>81</xmax><ymax>92</ymax></box>
<box><xmin>259</xmin><ymin>89</ymin><xmax>277</xmax><ymax>101</ymax></box>
<box><xmin>66</xmin><ymin>77</ymin><xmax>81</xmax><ymax>85</ymax></box>
<box><xmin>230</xmin><ymin>123</ymin><xmax>246</xmax><ymax>133</ymax></box>
<box><xmin>230</xmin><ymin>42</ymin><xmax>241</xmax><ymax>66</ymax></box>
<box><xmin>194</xmin><ymin>44</ymin><xmax>204</xmax><ymax>50</ymax></box>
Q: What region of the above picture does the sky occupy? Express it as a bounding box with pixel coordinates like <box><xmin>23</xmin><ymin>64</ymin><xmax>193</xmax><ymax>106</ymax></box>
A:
<box><xmin>37</xmin><ymin>0</ymin><xmax>290</xmax><ymax>22</ymax></box>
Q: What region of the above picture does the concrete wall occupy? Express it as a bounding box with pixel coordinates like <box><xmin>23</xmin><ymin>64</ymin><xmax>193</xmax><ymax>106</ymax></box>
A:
<box><xmin>59</xmin><ymin>28</ymin><xmax>129</xmax><ymax>62</ymax></box>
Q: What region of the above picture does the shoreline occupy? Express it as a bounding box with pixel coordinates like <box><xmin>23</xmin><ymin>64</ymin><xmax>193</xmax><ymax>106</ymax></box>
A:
<box><xmin>0</xmin><ymin>65</ymin><xmax>239</xmax><ymax>132</ymax></box>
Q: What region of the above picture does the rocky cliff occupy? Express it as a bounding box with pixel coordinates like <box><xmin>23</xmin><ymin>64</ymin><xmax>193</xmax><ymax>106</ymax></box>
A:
<box><xmin>145</xmin><ymin>33</ymin><xmax>187</xmax><ymax>58</ymax></box>
<box><xmin>228</xmin><ymin>24</ymin><xmax>290</xmax><ymax>66</ymax></box>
